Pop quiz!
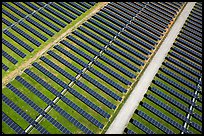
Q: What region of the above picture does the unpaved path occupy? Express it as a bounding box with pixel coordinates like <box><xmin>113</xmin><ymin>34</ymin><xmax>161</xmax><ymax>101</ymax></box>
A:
<box><xmin>106</xmin><ymin>2</ymin><xmax>196</xmax><ymax>134</ymax></box>
<box><xmin>2</xmin><ymin>2</ymin><xmax>109</xmax><ymax>87</ymax></box>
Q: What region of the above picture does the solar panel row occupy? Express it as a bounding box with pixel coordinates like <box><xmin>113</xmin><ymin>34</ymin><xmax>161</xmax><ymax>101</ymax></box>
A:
<box><xmin>2</xmin><ymin>50</ymin><xmax>18</xmax><ymax>65</ymax></box>
<box><xmin>141</xmin><ymin>102</ymin><xmax>189</xmax><ymax>133</ymax></box>
<box><xmin>2</xmin><ymin>38</ymin><xmax>26</xmax><ymax>58</ymax></box>
<box><xmin>137</xmin><ymin>110</ymin><xmax>174</xmax><ymax>134</ymax></box>
<box><xmin>131</xmin><ymin>119</ymin><xmax>154</xmax><ymax>134</ymax></box>
<box><xmin>2</xmin><ymin>63</ymin><xmax>9</xmax><ymax>71</ymax></box>
<box><xmin>2</xmin><ymin>112</ymin><xmax>26</xmax><ymax>134</ymax></box>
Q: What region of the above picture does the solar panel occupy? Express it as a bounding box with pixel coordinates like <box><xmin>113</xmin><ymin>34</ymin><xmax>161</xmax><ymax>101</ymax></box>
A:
<box><xmin>160</xmin><ymin>67</ymin><xmax>197</xmax><ymax>90</ymax></box>
<box><xmin>105</xmin><ymin>5</ymin><xmax>132</xmax><ymax>22</ymax></box>
<box><xmin>75</xmin><ymin>80</ymin><xmax>116</xmax><ymax>109</ymax></box>
<box><xmin>43</xmin><ymin>114</ymin><xmax>71</xmax><ymax>134</ymax></box>
<box><xmin>2</xmin><ymin>18</ymin><xmax>12</xmax><ymax>26</ymax></box>
<box><xmin>6</xmin><ymin>83</ymin><xmax>45</xmax><ymax>114</ymax></box>
<box><xmin>2</xmin><ymin>50</ymin><xmax>18</xmax><ymax>64</ymax></box>
<box><xmin>24</xmin><ymin>69</ymin><xmax>62</xmax><ymax>97</ymax></box>
<box><xmin>40</xmin><ymin>56</ymin><xmax>76</xmax><ymax>81</ymax></box>
<box><xmin>136</xmin><ymin>15</ymin><xmax>165</xmax><ymax>33</ymax></box>
<box><xmin>12</xmin><ymin>26</ymin><xmax>41</xmax><ymax>47</ymax></box>
<box><xmin>52</xmin><ymin>104</ymin><xmax>93</xmax><ymax>134</ymax></box>
<box><xmin>106</xmin><ymin>49</ymin><xmax>143</xmax><ymax>70</ymax></box>
<box><xmin>170</xmin><ymin>52</ymin><xmax>201</xmax><ymax>72</ymax></box>
<box><xmin>113</xmin><ymin>39</ymin><xmax>147</xmax><ymax>60</ymax></box>
<box><xmin>89</xmin><ymin>67</ymin><xmax>127</xmax><ymax>93</ymax></box>
<box><xmin>3</xmin><ymin>30</ymin><xmax>34</xmax><ymax>52</ymax></box>
<box><xmin>13</xmin><ymin>2</ymin><xmax>33</xmax><ymax>14</ymax></box>
<box><xmin>50</xmin><ymin>3</ymin><xmax>77</xmax><ymax>19</ymax></box>
<box><xmin>172</xmin><ymin>47</ymin><xmax>202</xmax><ymax>65</ymax></box>
<box><xmin>32</xmin><ymin>13</ymin><xmax>60</xmax><ymax>32</ymax></box>
<box><xmin>126</xmin><ymin>26</ymin><xmax>157</xmax><ymax>46</ymax></box>
<box><xmin>67</xmin><ymin>35</ymin><xmax>100</xmax><ymax>56</ymax></box>
<box><xmin>117</xmin><ymin>34</ymin><xmax>151</xmax><ymax>55</ymax></box>
<box><xmin>156</xmin><ymin>74</ymin><xmax>198</xmax><ymax>102</ymax></box>
<box><xmin>60</xmin><ymin>95</ymin><xmax>104</xmax><ymax>128</ymax></box>
<box><xmin>93</xmin><ymin>14</ymin><xmax>121</xmax><ymax>32</ymax></box>
<box><xmin>54</xmin><ymin>44</ymin><xmax>88</xmax><ymax>68</ymax></box>
<box><xmin>44</xmin><ymin>5</ymin><xmax>71</xmax><ymax>23</ymax></box>
<box><xmin>150</xmin><ymin>87</ymin><xmax>192</xmax><ymax>114</ymax></box>
<box><xmin>2</xmin><ymin>9</ymin><xmax>19</xmax><ymax>22</ymax></box>
<box><xmin>68</xmin><ymin>2</ymin><xmax>86</xmax><ymax>12</ymax></box>
<box><xmin>15</xmin><ymin>76</ymin><xmax>54</xmax><ymax>106</ymax></box>
<box><xmin>164</xmin><ymin>61</ymin><xmax>199</xmax><ymax>84</ymax></box>
<box><xmin>146</xmin><ymin>94</ymin><xmax>190</xmax><ymax>123</ymax></box>
<box><xmin>38</xmin><ymin>9</ymin><xmax>66</xmax><ymax>28</ymax></box>
<box><xmin>58</xmin><ymin>2</ymin><xmax>81</xmax><ymax>16</ymax></box>
<box><xmin>122</xmin><ymin>30</ymin><xmax>155</xmax><ymax>50</ymax></box>
<box><xmin>2</xmin><ymin>112</ymin><xmax>26</xmax><ymax>134</ymax></box>
<box><xmin>141</xmin><ymin>102</ymin><xmax>188</xmax><ymax>133</ymax></box>
<box><xmin>137</xmin><ymin>110</ymin><xmax>174</xmax><ymax>134</ymax></box>
<box><xmin>131</xmin><ymin>119</ymin><xmax>154</xmax><ymax>134</ymax></box>
<box><xmin>132</xmin><ymin>19</ymin><xmax>162</xmax><ymax>37</ymax></box>
<box><xmin>2</xmin><ymin>63</ymin><xmax>9</xmax><ymax>71</ymax></box>
<box><xmin>94</xmin><ymin>61</ymin><xmax>132</xmax><ymax>85</ymax></box>
<box><xmin>78</xmin><ymin>26</ymin><xmax>109</xmax><ymax>45</ymax></box>
<box><xmin>97</xmin><ymin>11</ymin><xmax>124</xmax><ymax>28</ymax></box>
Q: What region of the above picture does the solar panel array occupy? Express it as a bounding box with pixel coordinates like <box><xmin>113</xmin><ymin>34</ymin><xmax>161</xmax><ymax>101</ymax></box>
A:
<box><xmin>2</xmin><ymin>2</ymin><xmax>194</xmax><ymax>134</ymax></box>
<box><xmin>2</xmin><ymin>2</ymin><xmax>96</xmax><ymax>73</ymax></box>
<box><xmin>125</xmin><ymin>2</ymin><xmax>202</xmax><ymax>134</ymax></box>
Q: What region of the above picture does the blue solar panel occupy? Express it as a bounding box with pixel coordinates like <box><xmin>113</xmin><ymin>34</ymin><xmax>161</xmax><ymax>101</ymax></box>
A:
<box><xmin>2</xmin><ymin>9</ymin><xmax>19</xmax><ymax>22</ymax></box>
<box><xmin>67</xmin><ymin>35</ymin><xmax>100</xmax><ymax>56</ymax></box>
<box><xmin>75</xmin><ymin>80</ymin><xmax>116</xmax><ymax>109</ymax></box>
<box><xmin>141</xmin><ymin>102</ymin><xmax>188</xmax><ymax>133</ymax></box>
<box><xmin>93</xmin><ymin>14</ymin><xmax>121</xmax><ymax>32</ymax></box>
<box><xmin>88</xmin><ymin>67</ymin><xmax>127</xmax><ymax>93</ymax></box>
<box><xmin>54</xmin><ymin>44</ymin><xmax>88</xmax><ymax>68</ymax></box>
<box><xmin>39</xmin><ymin>9</ymin><xmax>66</xmax><ymax>28</ymax></box>
<box><xmin>13</xmin><ymin>2</ymin><xmax>32</xmax><ymax>14</ymax></box>
<box><xmin>47</xmin><ymin>50</ymin><xmax>82</xmax><ymax>74</ymax></box>
<box><xmin>12</xmin><ymin>25</ymin><xmax>41</xmax><ymax>47</ymax></box>
<box><xmin>161</xmin><ymin>67</ymin><xmax>197</xmax><ymax>90</ymax></box>
<box><xmin>6</xmin><ymin>83</ymin><xmax>45</xmax><ymax>115</ymax></box>
<box><xmin>117</xmin><ymin>34</ymin><xmax>151</xmax><ymax>55</ymax></box>
<box><xmin>3</xmin><ymin>30</ymin><xmax>34</xmax><ymax>52</ymax></box>
<box><xmin>97</xmin><ymin>11</ymin><xmax>124</xmax><ymax>29</ymax></box>
<box><xmin>2</xmin><ymin>50</ymin><xmax>18</xmax><ymax>64</ymax></box>
<box><xmin>58</xmin><ymin>2</ymin><xmax>82</xmax><ymax>16</ymax></box>
<box><xmin>68</xmin><ymin>2</ymin><xmax>86</xmax><ymax>12</ymax></box>
<box><xmin>113</xmin><ymin>39</ymin><xmax>147</xmax><ymax>60</ymax></box>
<box><xmin>2</xmin><ymin>63</ymin><xmax>9</xmax><ymax>71</ymax></box>
<box><xmin>44</xmin><ymin>5</ymin><xmax>71</xmax><ymax>23</ymax></box>
<box><xmin>2</xmin><ymin>18</ymin><xmax>12</xmax><ymax>26</ymax></box>
<box><xmin>169</xmin><ymin>51</ymin><xmax>201</xmax><ymax>71</ymax></box>
<box><xmin>2</xmin><ymin>112</ymin><xmax>26</xmax><ymax>134</ymax></box>
<box><xmin>132</xmin><ymin>19</ymin><xmax>162</xmax><ymax>37</ymax></box>
<box><xmin>146</xmin><ymin>94</ymin><xmax>190</xmax><ymax>123</ymax></box>
<box><xmin>50</xmin><ymin>3</ymin><xmax>77</xmax><ymax>19</ymax></box>
<box><xmin>2</xmin><ymin>38</ymin><xmax>26</xmax><ymax>58</ymax></box>
<box><xmin>82</xmin><ymin>73</ymin><xmax>122</xmax><ymax>101</ymax></box>
<box><xmin>32</xmin><ymin>13</ymin><xmax>60</xmax><ymax>32</ymax></box>
<box><xmin>137</xmin><ymin>110</ymin><xmax>174</xmax><ymax>134</ymax></box>
<box><xmin>19</xmin><ymin>21</ymin><xmax>48</xmax><ymax>42</ymax></box>
<box><xmin>94</xmin><ymin>61</ymin><xmax>132</xmax><ymax>85</ymax></box>
<box><xmin>164</xmin><ymin>61</ymin><xmax>199</xmax><ymax>84</ymax></box>
<box><xmin>131</xmin><ymin>118</ymin><xmax>154</xmax><ymax>134</ymax></box>
<box><xmin>108</xmin><ymin>45</ymin><xmax>144</xmax><ymax>68</ymax></box>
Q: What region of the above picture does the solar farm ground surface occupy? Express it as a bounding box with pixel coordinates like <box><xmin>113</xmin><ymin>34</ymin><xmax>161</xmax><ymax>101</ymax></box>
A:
<box><xmin>2</xmin><ymin>2</ymin><xmax>202</xmax><ymax>134</ymax></box>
